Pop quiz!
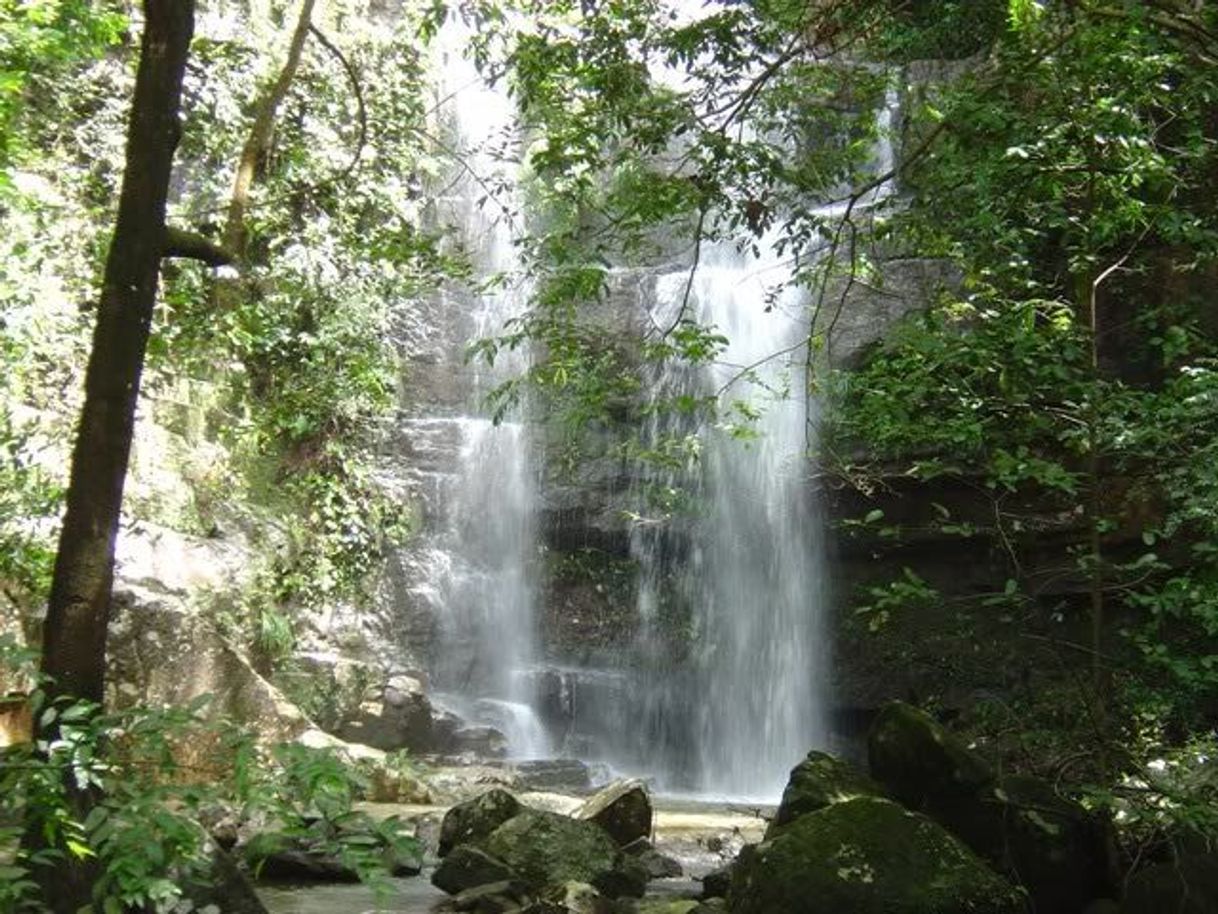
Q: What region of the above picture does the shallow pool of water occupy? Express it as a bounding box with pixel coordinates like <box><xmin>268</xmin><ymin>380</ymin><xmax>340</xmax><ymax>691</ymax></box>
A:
<box><xmin>257</xmin><ymin>880</ymin><xmax>447</xmax><ymax>914</ymax></box>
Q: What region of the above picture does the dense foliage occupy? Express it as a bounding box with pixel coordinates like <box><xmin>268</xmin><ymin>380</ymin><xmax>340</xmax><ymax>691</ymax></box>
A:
<box><xmin>0</xmin><ymin>1</ymin><xmax>467</xmax><ymax>651</ymax></box>
<box><xmin>0</xmin><ymin>637</ymin><xmax>416</xmax><ymax>912</ymax></box>
<box><xmin>829</xmin><ymin>0</ymin><xmax>1218</xmax><ymax>789</ymax></box>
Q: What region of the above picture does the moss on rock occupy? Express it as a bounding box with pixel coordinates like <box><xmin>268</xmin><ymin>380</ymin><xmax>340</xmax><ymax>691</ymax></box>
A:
<box><xmin>867</xmin><ymin>702</ymin><xmax>993</xmax><ymax>809</ymax></box>
<box><xmin>767</xmin><ymin>751</ymin><xmax>882</xmax><ymax>836</ymax></box>
<box><xmin>484</xmin><ymin>808</ymin><xmax>619</xmax><ymax>890</ymax></box>
<box><xmin>729</xmin><ymin>797</ymin><xmax>1023</xmax><ymax>914</ymax></box>
<box><xmin>439</xmin><ymin>788</ymin><xmax>521</xmax><ymax>857</ymax></box>
<box><xmin>941</xmin><ymin>774</ymin><xmax>1112</xmax><ymax>914</ymax></box>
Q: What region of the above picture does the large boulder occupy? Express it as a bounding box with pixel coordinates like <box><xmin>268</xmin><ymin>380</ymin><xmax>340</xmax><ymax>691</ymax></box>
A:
<box><xmin>440</xmin><ymin>788</ymin><xmax>523</xmax><ymax>857</ymax></box>
<box><xmin>432</xmin><ymin>845</ymin><xmax>518</xmax><ymax>895</ymax></box>
<box><xmin>574</xmin><ymin>779</ymin><xmax>653</xmax><ymax>847</ymax></box>
<box><xmin>942</xmin><ymin>775</ymin><xmax>1112</xmax><ymax>914</ymax></box>
<box><xmin>869</xmin><ymin>705</ymin><xmax>1112</xmax><ymax>912</ymax></box>
<box><xmin>867</xmin><ymin>702</ymin><xmax>993</xmax><ymax>809</ymax></box>
<box><xmin>621</xmin><ymin>837</ymin><xmax>683</xmax><ymax>879</ymax></box>
<box><xmin>728</xmin><ymin>796</ymin><xmax>1023</xmax><ymax>914</ymax></box>
<box><xmin>1121</xmin><ymin>853</ymin><xmax>1218</xmax><ymax>914</ymax></box>
<box><xmin>768</xmin><ymin>751</ymin><xmax>881</xmax><ymax>835</ymax></box>
<box><xmin>483</xmin><ymin>809</ymin><xmax>620</xmax><ymax>892</ymax></box>
<box><xmin>108</xmin><ymin>582</ymin><xmax>314</xmax><ymax>764</ymax></box>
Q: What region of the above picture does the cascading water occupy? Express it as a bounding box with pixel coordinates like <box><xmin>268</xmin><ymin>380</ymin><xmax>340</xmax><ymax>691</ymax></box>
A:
<box><xmin>397</xmin><ymin>24</ymin><xmax>549</xmax><ymax>759</ymax></box>
<box><xmin>683</xmin><ymin>246</ymin><xmax>828</xmax><ymax>799</ymax></box>
<box><xmin>615</xmin><ymin>242</ymin><xmax>828</xmax><ymax>800</ymax></box>
<box><xmin>391</xmin><ymin>4</ymin><xmax>894</xmax><ymax>790</ymax></box>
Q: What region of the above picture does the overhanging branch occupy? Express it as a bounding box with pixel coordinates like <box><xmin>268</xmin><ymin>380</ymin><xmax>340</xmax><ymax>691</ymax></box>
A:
<box><xmin>163</xmin><ymin>226</ymin><xmax>233</xmax><ymax>266</ymax></box>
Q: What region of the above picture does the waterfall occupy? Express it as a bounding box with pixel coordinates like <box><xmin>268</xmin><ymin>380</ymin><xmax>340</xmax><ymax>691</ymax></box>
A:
<box><xmin>619</xmin><ymin>240</ymin><xmax>828</xmax><ymax>800</ymax></box>
<box><xmin>684</xmin><ymin>244</ymin><xmax>827</xmax><ymax>799</ymax></box>
<box><xmin>397</xmin><ymin>19</ymin><xmax>549</xmax><ymax>760</ymax></box>
<box><xmin>389</xmin><ymin>4</ymin><xmax>894</xmax><ymax>788</ymax></box>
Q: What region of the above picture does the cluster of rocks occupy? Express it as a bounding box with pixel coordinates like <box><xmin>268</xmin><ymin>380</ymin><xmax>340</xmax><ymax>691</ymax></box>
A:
<box><xmin>332</xmin><ymin>671</ymin><xmax>509</xmax><ymax>758</ymax></box>
<box><xmin>170</xmin><ymin>801</ymin><xmax>427</xmax><ymax>914</ymax></box>
<box><xmin>708</xmin><ymin>702</ymin><xmax>1215</xmax><ymax>914</ymax></box>
<box><xmin>429</xmin><ymin>779</ymin><xmax>698</xmax><ymax>914</ymax></box>
<box><xmin>161</xmin><ymin>700</ymin><xmax>1218</xmax><ymax>914</ymax></box>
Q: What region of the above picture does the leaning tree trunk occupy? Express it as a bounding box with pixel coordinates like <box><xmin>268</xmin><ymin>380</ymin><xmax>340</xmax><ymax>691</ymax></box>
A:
<box><xmin>223</xmin><ymin>0</ymin><xmax>318</xmax><ymax>259</ymax></box>
<box><xmin>35</xmin><ymin>2</ymin><xmax>196</xmax><ymax>909</ymax></box>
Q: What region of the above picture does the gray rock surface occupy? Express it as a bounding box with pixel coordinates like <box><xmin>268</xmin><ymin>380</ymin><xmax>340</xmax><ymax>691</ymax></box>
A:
<box><xmin>574</xmin><ymin>779</ymin><xmax>653</xmax><ymax>847</ymax></box>
<box><xmin>439</xmin><ymin>789</ymin><xmax>523</xmax><ymax>857</ymax></box>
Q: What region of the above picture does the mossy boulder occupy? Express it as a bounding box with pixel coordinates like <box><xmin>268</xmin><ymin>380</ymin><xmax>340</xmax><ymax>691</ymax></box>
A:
<box><xmin>483</xmin><ymin>808</ymin><xmax>620</xmax><ymax>892</ymax></box>
<box><xmin>867</xmin><ymin>702</ymin><xmax>994</xmax><ymax>809</ymax></box>
<box><xmin>767</xmin><ymin>750</ymin><xmax>881</xmax><ymax>836</ymax></box>
<box><xmin>870</xmin><ymin>705</ymin><xmax>1112</xmax><ymax>911</ymax></box>
<box><xmin>431</xmin><ymin>845</ymin><xmax>517</xmax><ymax>895</ymax></box>
<box><xmin>574</xmin><ymin>778</ymin><xmax>653</xmax><ymax>847</ymax></box>
<box><xmin>728</xmin><ymin>796</ymin><xmax>1023</xmax><ymax>914</ymax></box>
<box><xmin>439</xmin><ymin>788</ymin><xmax>522</xmax><ymax>857</ymax></box>
<box><xmin>940</xmin><ymin>774</ymin><xmax>1112</xmax><ymax>914</ymax></box>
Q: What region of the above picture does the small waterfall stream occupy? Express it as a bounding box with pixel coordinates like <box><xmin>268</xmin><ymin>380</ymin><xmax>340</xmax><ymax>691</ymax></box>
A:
<box><xmin>608</xmin><ymin>241</ymin><xmax>828</xmax><ymax>800</ymax></box>
<box><xmin>672</xmin><ymin>245</ymin><xmax>827</xmax><ymax>799</ymax></box>
<box><xmin>399</xmin><ymin>21</ymin><xmax>549</xmax><ymax>759</ymax></box>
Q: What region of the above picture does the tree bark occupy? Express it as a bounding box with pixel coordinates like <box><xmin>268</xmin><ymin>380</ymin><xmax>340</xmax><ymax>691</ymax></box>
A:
<box><xmin>222</xmin><ymin>0</ymin><xmax>318</xmax><ymax>259</ymax></box>
<box><xmin>35</xmin><ymin>1</ymin><xmax>196</xmax><ymax>908</ymax></box>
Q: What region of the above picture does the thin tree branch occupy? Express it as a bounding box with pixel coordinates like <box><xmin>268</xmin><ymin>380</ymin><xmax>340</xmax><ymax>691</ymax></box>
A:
<box><xmin>307</xmin><ymin>25</ymin><xmax>368</xmax><ymax>185</ymax></box>
<box><xmin>222</xmin><ymin>0</ymin><xmax>318</xmax><ymax>259</ymax></box>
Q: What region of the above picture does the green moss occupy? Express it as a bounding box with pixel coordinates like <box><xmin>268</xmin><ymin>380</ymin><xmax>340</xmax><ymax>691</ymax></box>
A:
<box><xmin>768</xmin><ymin>751</ymin><xmax>882</xmax><ymax>836</ymax></box>
<box><xmin>867</xmin><ymin>702</ymin><xmax>994</xmax><ymax>808</ymax></box>
<box><xmin>731</xmin><ymin>797</ymin><xmax>1023</xmax><ymax>914</ymax></box>
<box><xmin>483</xmin><ymin>809</ymin><xmax>618</xmax><ymax>889</ymax></box>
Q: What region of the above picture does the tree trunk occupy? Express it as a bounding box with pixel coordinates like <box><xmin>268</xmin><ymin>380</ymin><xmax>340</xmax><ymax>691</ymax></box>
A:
<box><xmin>35</xmin><ymin>1</ymin><xmax>196</xmax><ymax>908</ymax></box>
<box><xmin>222</xmin><ymin>0</ymin><xmax>318</xmax><ymax>259</ymax></box>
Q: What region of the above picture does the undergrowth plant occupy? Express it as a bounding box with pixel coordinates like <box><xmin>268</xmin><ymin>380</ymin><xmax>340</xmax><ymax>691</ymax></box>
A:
<box><xmin>0</xmin><ymin>635</ymin><xmax>417</xmax><ymax>913</ymax></box>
